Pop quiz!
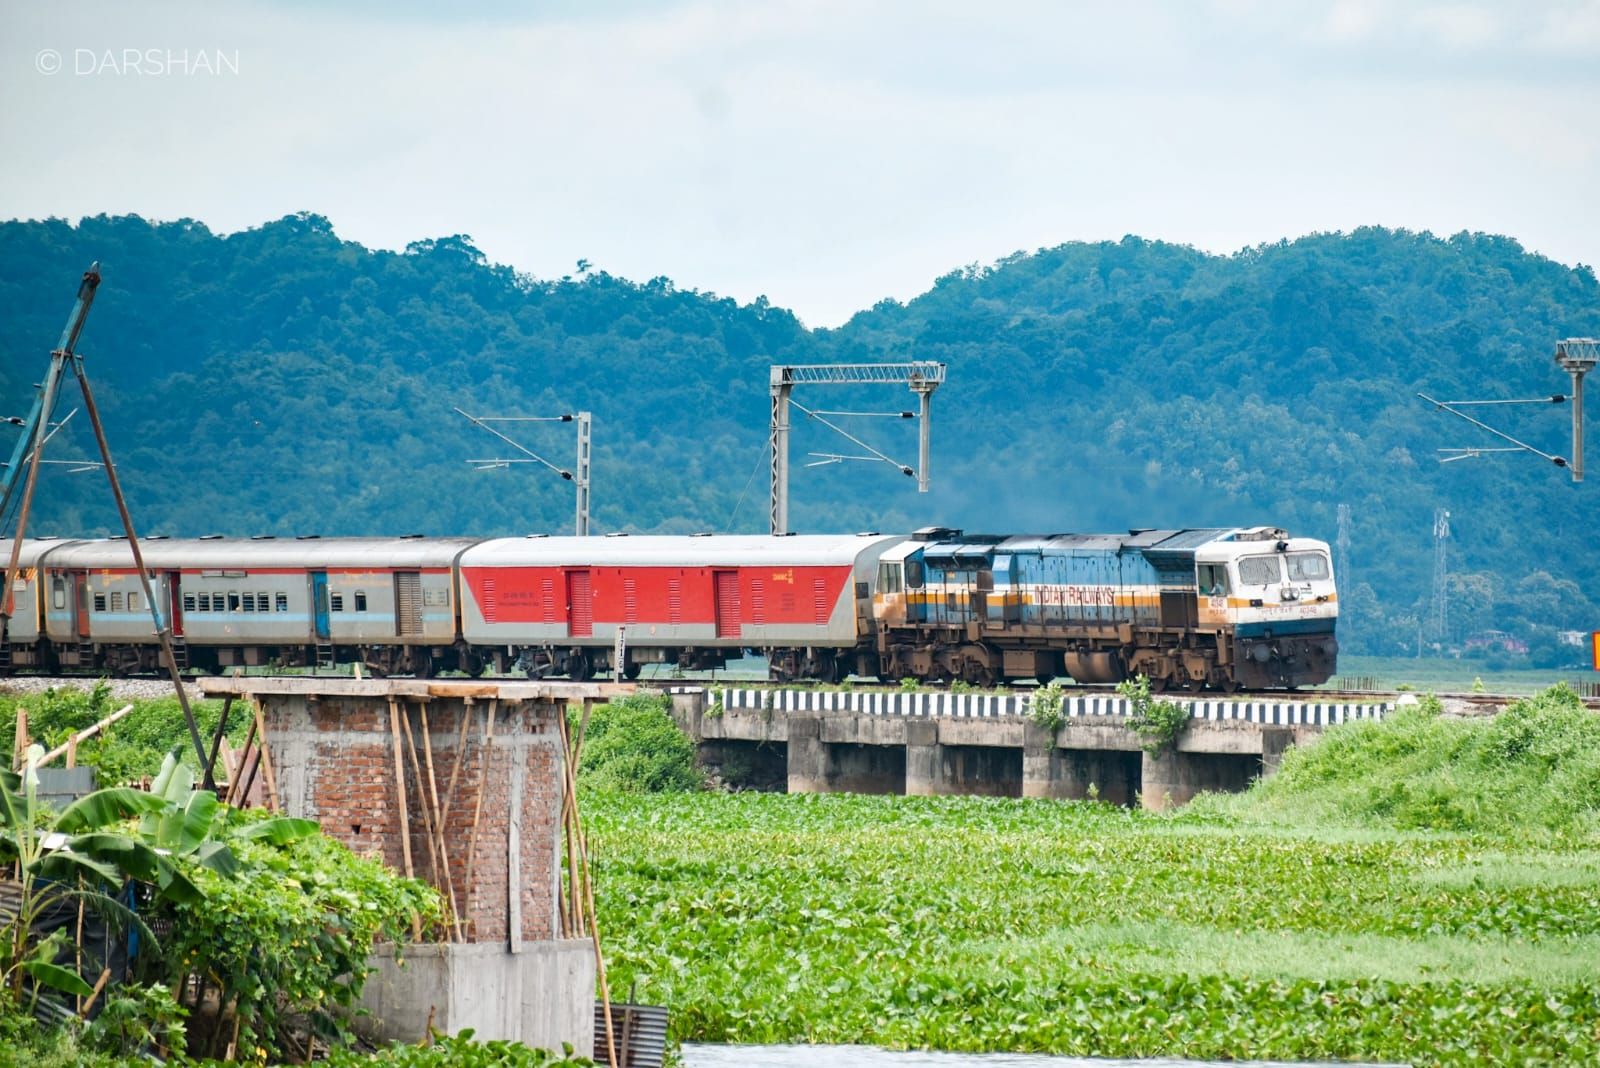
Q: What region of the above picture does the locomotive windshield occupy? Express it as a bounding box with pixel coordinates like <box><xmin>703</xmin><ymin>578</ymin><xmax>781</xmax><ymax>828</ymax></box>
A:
<box><xmin>1238</xmin><ymin>555</ymin><xmax>1281</xmax><ymax>585</ymax></box>
<box><xmin>1286</xmin><ymin>552</ymin><xmax>1331</xmax><ymax>581</ymax></box>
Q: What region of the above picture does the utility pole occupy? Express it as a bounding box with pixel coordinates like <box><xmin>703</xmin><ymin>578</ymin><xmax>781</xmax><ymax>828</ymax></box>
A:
<box><xmin>1335</xmin><ymin>503</ymin><xmax>1351</xmax><ymax>584</ymax></box>
<box><xmin>458</xmin><ymin>409</ymin><xmax>592</xmax><ymax>536</ymax></box>
<box><xmin>1555</xmin><ymin>338</ymin><xmax>1596</xmax><ymax>483</ymax></box>
<box><xmin>1430</xmin><ymin>508</ymin><xmax>1450</xmax><ymax>651</ymax></box>
<box><xmin>0</xmin><ymin>264</ymin><xmax>211</xmax><ymax>783</ymax></box>
<box><xmin>768</xmin><ymin>362</ymin><xmax>945</xmax><ymax>535</ymax></box>
<box><xmin>1420</xmin><ymin>336</ymin><xmax>1592</xmax><ymax>482</ymax></box>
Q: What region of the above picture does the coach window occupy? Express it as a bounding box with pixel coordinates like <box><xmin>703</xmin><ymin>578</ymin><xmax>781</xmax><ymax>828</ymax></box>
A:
<box><xmin>1238</xmin><ymin>556</ymin><xmax>1281</xmax><ymax>586</ymax></box>
<box><xmin>94</xmin><ymin>593</ymin><xmax>107</xmax><ymax>612</ymax></box>
<box><xmin>331</xmin><ymin>594</ymin><xmax>344</xmax><ymax>612</ymax></box>
<box><xmin>52</xmin><ymin>578</ymin><xmax>66</xmax><ymax>610</ymax></box>
<box><xmin>355</xmin><ymin>591</ymin><xmax>368</xmax><ymax>613</ymax></box>
<box><xmin>110</xmin><ymin>592</ymin><xmax>123</xmax><ymax>612</ymax></box>
<box><xmin>228</xmin><ymin>592</ymin><xmax>241</xmax><ymax>612</ymax></box>
<box><xmin>275</xmin><ymin>593</ymin><xmax>288</xmax><ymax>612</ymax></box>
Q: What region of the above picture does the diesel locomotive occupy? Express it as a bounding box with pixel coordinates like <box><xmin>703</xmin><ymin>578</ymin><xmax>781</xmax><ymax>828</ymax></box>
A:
<box><xmin>0</xmin><ymin>525</ymin><xmax>1338</xmax><ymax>690</ymax></box>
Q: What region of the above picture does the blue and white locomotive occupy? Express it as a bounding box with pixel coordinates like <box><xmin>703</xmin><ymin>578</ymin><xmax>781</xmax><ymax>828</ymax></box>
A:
<box><xmin>871</xmin><ymin>526</ymin><xmax>1338</xmax><ymax>690</ymax></box>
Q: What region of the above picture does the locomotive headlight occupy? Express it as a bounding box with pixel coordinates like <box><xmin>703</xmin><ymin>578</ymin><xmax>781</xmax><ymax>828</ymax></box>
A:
<box><xmin>1250</xmin><ymin>643</ymin><xmax>1271</xmax><ymax>663</ymax></box>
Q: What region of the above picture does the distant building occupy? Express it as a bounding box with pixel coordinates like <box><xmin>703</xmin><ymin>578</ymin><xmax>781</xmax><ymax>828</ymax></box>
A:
<box><xmin>1558</xmin><ymin>630</ymin><xmax>1588</xmax><ymax>647</ymax></box>
<box><xmin>1464</xmin><ymin>630</ymin><xmax>1529</xmax><ymax>655</ymax></box>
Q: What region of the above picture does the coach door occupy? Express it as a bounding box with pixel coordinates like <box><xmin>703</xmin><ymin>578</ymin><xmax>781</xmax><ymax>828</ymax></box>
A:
<box><xmin>310</xmin><ymin>571</ymin><xmax>330</xmax><ymax>640</ymax></box>
<box><xmin>394</xmin><ymin>571</ymin><xmax>423</xmax><ymax>637</ymax></box>
<box><xmin>72</xmin><ymin>572</ymin><xmax>91</xmax><ymax>639</ymax></box>
<box><xmin>713</xmin><ymin>570</ymin><xmax>740</xmax><ymax>639</ymax></box>
<box><xmin>566</xmin><ymin>570</ymin><xmax>592</xmax><ymax>637</ymax></box>
<box><xmin>167</xmin><ymin>573</ymin><xmax>184</xmax><ymax>636</ymax></box>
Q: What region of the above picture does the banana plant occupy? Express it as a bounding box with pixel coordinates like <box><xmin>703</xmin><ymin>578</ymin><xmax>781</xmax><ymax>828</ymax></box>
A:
<box><xmin>0</xmin><ymin>744</ymin><xmax>171</xmax><ymax>1005</ymax></box>
<box><xmin>139</xmin><ymin>752</ymin><xmax>319</xmax><ymax>871</ymax></box>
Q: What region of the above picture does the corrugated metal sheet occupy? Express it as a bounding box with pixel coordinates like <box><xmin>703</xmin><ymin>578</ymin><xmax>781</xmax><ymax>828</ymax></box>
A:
<box><xmin>594</xmin><ymin>1001</ymin><xmax>668</xmax><ymax>1068</ymax></box>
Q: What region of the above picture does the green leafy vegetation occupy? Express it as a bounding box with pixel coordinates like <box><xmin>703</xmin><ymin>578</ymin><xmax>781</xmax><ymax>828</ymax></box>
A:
<box><xmin>1028</xmin><ymin>680</ymin><xmax>1064</xmax><ymax>733</ymax></box>
<box><xmin>0</xmin><ymin>683</ymin><xmax>247</xmax><ymax>786</ymax></box>
<box><xmin>585</xmin><ymin>696</ymin><xmax>1600</xmax><ymax>1066</ymax></box>
<box><xmin>3</xmin><ymin>217</ymin><xmax>1596</xmax><ymax>660</ymax></box>
<box><xmin>1191</xmin><ymin>683</ymin><xmax>1600</xmax><ymax>836</ymax></box>
<box><xmin>574</xmin><ymin>694</ymin><xmax>702</xmax><ymax>794</ymax></box>
<box><xmin>1117</xmin><ymin>674</ymin><xmax>1189</xmax><ymax>754</ymax></box>
<box><xmin>0</xmin><ymin>728</ymin><xmax>439</xmax><ymax>1064</ymax></box>
<box><xmin>323</xmin><ymin>1030</ymin><xmax>592</xmax><ymax>1066</ymax></box>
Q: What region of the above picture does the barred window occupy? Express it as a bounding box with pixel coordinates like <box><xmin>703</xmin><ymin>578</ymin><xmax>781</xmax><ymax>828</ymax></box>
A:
<box><xmin>94</xmin><ymin>593</ymin><xmax>107</xmax><ymax>612</ymax></box>
<box><xmin>275</xmin><ymin>593</ymin><xmax>288</xmax><ymax>612</ymax></box>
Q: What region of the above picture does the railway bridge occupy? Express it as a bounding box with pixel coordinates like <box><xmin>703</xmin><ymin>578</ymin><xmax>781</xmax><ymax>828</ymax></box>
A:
<box><xmin>666</xmin><ymin>687</ymin><xmax>1397</xmax><ymax>811</ymax></box>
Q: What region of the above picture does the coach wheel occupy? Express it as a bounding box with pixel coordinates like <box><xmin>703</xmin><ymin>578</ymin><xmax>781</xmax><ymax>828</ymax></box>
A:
<box><xmin>566</xmin><ymin>652</ymin><xmax>593</xmax><ymax>682</ymax></box>
<box><xmin>623</xmin><ymin>659</ymin><xmax>642</xmax><ymax>681</ymax></box>
<box><xmin>411</xmin><ymin>649</ymin><xmax>435</xmax><ymax>678</ymax></box>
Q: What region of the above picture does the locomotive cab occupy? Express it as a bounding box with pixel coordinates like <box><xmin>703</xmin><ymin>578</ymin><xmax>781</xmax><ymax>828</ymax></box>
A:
<box><xmin>1194</xmin><ymin>531</ymin><xmax>1338</xmax><ymax>688</ymax></box>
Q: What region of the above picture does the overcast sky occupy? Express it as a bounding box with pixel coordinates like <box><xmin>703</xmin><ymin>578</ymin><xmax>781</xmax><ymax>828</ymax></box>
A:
<box><xmin>3</xmin><ymin>1</ymin><xmax>1597</xmax><ymax>326</ymax></box>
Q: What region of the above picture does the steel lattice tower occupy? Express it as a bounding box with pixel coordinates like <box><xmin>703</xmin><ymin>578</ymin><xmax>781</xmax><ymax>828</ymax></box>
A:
<box><xmin>1430</xmin><ymin>508</ymin><xmax>1450</xmax><ymax>647</ymax></box>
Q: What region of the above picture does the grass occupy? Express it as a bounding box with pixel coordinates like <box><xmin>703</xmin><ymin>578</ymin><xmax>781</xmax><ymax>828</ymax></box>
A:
<box><xmin>1328</xmin><ymin>653</ymin><xmax>1600</xmax><ymax>694</ymax></box>
<box><xmin>1189</xmin><ymin>685</ymin><xmax>1600</xmax><ymax>835</ymax></box>
<box><xmin>585</xmin><ymin>685</ymin><xmax>1600</xmax><ymax>1065</ymax></box>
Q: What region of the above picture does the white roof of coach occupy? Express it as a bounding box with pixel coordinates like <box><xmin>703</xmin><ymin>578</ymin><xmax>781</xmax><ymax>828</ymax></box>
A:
<box><xmin>461</xmin><ymin>533</ymin><xmax>907</xmax><ymax>569</ymax></box>
<box><xmin>0</xmin><ymin>539</ymin><xmax>86</xmax><ymax>570</ymax></box>
<box><xmin>38</xmin><ymin>537</ymin><xmax>482</xmax><ymax>570</ymax></box>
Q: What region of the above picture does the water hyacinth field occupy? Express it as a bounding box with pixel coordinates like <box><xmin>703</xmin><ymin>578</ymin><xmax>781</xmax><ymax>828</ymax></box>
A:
<box><xmin>585</xmin><ymin>688</ymin><xmax>1600</xmax><ymax>1066</ymax></box>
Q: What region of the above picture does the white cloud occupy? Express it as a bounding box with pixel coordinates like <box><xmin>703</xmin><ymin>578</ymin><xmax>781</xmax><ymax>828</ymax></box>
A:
<box><xmin>1</xmin><ymin>0</ymin><xmax>1597</xmax><ymax>326</ymax></box>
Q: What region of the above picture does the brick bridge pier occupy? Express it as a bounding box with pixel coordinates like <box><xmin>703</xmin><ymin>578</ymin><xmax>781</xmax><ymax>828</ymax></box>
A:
<box><xmin>200</xmin><ymin>676</ymin><xmax>633</xmax><ymax>1056</ymax></box>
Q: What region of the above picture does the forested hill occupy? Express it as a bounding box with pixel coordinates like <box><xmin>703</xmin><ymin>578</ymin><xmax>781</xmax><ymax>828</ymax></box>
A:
<box><xmin>0</xmin><ymin>213</ymin><xmax>1596</xmax><ymax>659</ymax></box>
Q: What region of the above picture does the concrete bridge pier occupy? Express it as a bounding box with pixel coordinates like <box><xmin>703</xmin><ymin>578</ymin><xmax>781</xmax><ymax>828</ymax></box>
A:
<box><xmin>1023</xmin><ymin>725</ymin><xmax>1140</xmax><ymax>806</ymax></box>
<box><xmin>786</xmin><ymin>715</ymin><xmax>827</xmax><ymax>793</ymax></box>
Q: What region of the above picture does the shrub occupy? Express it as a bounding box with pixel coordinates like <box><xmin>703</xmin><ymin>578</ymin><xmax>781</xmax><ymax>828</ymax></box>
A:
<box><xmin>1194</xmin><ymin>683</ymin><xmax>1600</xmax><ymax>835</ymax></box>
<box><xmin>1118</xmin><ymin>675</ymin><xmax>1189</xmax><ymax>754</ymax></box>
<box><xmin>575</xmin><ymin>695</ymin><xmax>702</xmax><ymax>793</ymax></box>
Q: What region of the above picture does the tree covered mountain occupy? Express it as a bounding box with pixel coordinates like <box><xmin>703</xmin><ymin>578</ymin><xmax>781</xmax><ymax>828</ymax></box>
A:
<box><xmin>0</xmin><ymin>213</ymin><xmax>1595</xmax><ymax>660</ymax></box>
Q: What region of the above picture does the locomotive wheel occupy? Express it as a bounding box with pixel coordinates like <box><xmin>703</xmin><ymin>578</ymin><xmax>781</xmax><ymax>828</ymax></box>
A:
<box><xmin>566</xmin><ymin>652</ymin><xmax>593</xmax><ymax>681</ymax></box>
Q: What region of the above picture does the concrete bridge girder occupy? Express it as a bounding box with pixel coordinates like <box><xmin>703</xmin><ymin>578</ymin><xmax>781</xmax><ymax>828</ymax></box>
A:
<box><xmin>666</xmin><ymin>690</ymin><xmax>1346</xmax><ymax>811</ymax></box>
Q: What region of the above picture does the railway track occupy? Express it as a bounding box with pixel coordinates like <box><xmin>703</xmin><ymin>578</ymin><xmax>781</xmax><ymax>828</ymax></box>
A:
<box><xmin>3</xmin><ymin>674</ymin><xmax>1594</xmax><ymax>710</ymax></box>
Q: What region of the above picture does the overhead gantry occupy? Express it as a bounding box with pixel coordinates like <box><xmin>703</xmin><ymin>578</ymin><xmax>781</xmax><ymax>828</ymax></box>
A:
<box><xmin>768</xmin><ymin>362</ymin><xmax>945</xmax><ymax>535</ymax></box>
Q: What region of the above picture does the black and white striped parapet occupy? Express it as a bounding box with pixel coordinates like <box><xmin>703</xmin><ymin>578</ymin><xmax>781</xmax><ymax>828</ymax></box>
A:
<box><xmin>682</xmin><ymin>688</ymin><xmax>1394</xmax><ymax>727</ymax></box>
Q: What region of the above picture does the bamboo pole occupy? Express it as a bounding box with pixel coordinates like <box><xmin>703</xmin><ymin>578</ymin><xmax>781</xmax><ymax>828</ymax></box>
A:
<box><xmin>78</xmin><ymin>967</ymin><xmax>112</xmax><ymax>1018</ymax></box>
<box><xmin>249</xmin><ymin>700</ymin><xmax>280</xmax><ymax>812</ymax></box>
<box><xmin>12</xmin><ymin>707</ymin><xmax>27</xmax><ymax>770</ymax></box>
<box><xmin>40</xmin><ymin>703</ymin><xmax>134</xmax><ymax>765</ymax></box>
<box><xmin>225</xmin><ymin>716</ymin><xmax>259</xmax><ymax>808</ymax></box>
<box><xmin>462</xmin><ymin>698</ymin><xmax>497</xmax><ymax>934</ymax></box>
<box><xmin>558</xmin><ymin>714</ymin><xmax>584</xmax><ymax>937</ymax></box>
<box><xmin>387</xmin><ymin>697</ymin><xmax>421</xmax><ymax>941</ymax></box>
<box><xmin>437</xmin><ymin>697</ymin><xmax>473</xmax><ymax>830</ymax></box>
<box><xmin>561</xmin><ymin>711</ymin><xmax>619</xmax><ymax>1068</ymax></box>
<box><xmin>417</xmin><ymin>702</ymin><xmax>463</xmax><ymax>941</ymax></box>
<box><xmin>397</xmin><ymin>705</ymin><xmax>443</xmax><ymax>894</ymax></box>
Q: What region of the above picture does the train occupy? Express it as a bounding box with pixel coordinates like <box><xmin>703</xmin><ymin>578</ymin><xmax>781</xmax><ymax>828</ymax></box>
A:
<box><xmin>0</xmin><ymin>525</ymin><xmax>1339</xmax><ymax>690</ymax></box>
